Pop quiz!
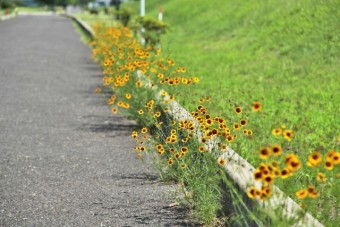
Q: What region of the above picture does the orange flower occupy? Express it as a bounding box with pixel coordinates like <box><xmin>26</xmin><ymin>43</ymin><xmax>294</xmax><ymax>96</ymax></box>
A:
<box><xmin>253</xmin><ymin>170</ymin><xmax>262</xmax><ymax>181</ymax></box>
<box><xmin>240</xmin><ymin>119</ymin><xmax>247</xmax><ymax>126</ymax></box>
<box><xmin>271</xmin><ymin>144</ymin><xmax>283</xmax><ymax>156</ymax></box>
<box><xmin>167</xmin><ymin>158</ymin><xmax>174</xmax><ymax>166</ymax></box>
<box><xmin>111</xmin><ymin>108</ymin><xmax>118</xmax><ymax>114</ymax></box>
<box><xmin>233</xmin><ymin>123</ymin><xmax>240</xmax><ymax>130</ymax></box>
<box><xmin>259</xmin><ymin>147</ymin><xmax>271</xmax><ymax>159</ymax></box>
<box><xmin>316</xmin><ymin>172</ymin><xmax>326</xmax><ymax>183</ymax></box>
<box><xmin>307</xmin><ymin>185</ymin><xmax>320</xmax><ymax>198</ymax></box>
<box><xmin>247</xmin><ymin>186</ymin><xmax>258</xmax><ymax>199</ymax></box>
<box><xmin>324</xmin><ymin>161</ymin><xmax>334</xmax><ymax>170</ymax></box>
<box><xmin>283</xmin><ymin>129</ymin><xmax>294</xmax><ymax>141</ymax></box>
<box><xmin>141</xmin><ymin>127</ymin><xmax>148</xmax><ymax>134</ymax></box>
<box><xmin>235</xmin><ymin>106</ymin><xmax>242</xmax><ymax>114</ymax></box>
<box><xmin>280</xmin><ymin>168</ymin><xmax>292</xmax><ymax>179</ymax></box>
<box><xmin>307</xmin><ymin>151</ymin><xmax>322</xmax><ymax>167</ymax></box>
<box><xmin>218</xmin><ymin>157</ymin><xmax>226</xmax><ymax>166</ymax></box>
<box><xmin>251</xmin><ymin>100</ymin><xmax>262</xmax><ymax>112</ymax></box>
<box><xmin>295</xmin><ymin>189</ymin><xmax>308</xmax><ymax>199</ymax></box>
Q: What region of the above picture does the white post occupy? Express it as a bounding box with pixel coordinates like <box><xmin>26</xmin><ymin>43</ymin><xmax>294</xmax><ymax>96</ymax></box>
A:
<box><xmin>158</xmin><ymin>5</ymin><xmax>163</xmax><ymax>21</ymax></box>
<box><xmin>140</xmin><ymin>0</ymin><xmax>145</xmax><ymax>44</ymax></box>
<box><xmin>140</xmin><ymin>0</ymin><xmax>145</xmax><ymax>17</ymax></box>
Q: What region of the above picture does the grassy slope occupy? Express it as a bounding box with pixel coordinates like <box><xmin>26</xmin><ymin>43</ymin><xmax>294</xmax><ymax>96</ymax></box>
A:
<box><xmin>125</xmin><ymin>0</ymin><xmax>340</xmax><ymax>151</ymax></box>
<box><xmin>121</xmin><ymin>0</ymin><xmax>340</xmax><ymax>225</ymax></box>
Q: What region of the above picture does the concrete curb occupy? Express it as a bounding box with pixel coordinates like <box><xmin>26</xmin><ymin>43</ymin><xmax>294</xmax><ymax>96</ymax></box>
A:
<box><xmin>69</xmin><ymin>16</ymin><xmax>324</xmax><ymax>227</ymax></box>
<box><xmin>61</xmin><ymin>13</ymin><xmax>94</xmax><ymax>39</ymax></box>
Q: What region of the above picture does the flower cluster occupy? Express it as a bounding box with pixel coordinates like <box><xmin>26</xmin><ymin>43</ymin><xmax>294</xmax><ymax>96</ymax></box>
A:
<box><xmin>249</xmin><ymin>127</ymin><xmax>340</xmax><ymax>204</ymax></box>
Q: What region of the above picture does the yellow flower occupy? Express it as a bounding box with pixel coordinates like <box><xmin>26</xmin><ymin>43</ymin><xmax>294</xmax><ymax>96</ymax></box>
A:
<box><xmin>283</xmin><ymin>129</ymin><xmax>294</xmax><ymax>141</ymax></box>
<box><xmin>139</xmin><ymin>146</ymin><xmax>146</xmax><ymax>152</ymax></box>
<box><xmin>240</xmin><ymin>119</ymin><xmax>247</xmax><ymax>126</ymax></box>
<box><xmin>167</xmin><ymin>158</ymin><xmax>174</xmax><ymax>166</ymax></box>
<box><xmin>218</xmin><ymin>157</ymin><xmax>226</xmax><ymax>166</ymax></box>
<box><xmin>161</xmin><ymin>90</ymin><xmax>168</xmax><ymax>96</ymax></box>
<box><xmin>316</xmin><ymin>172</ymin><xmax>326</xmax><ymax>183</ymax></box>
<box><xmin>269</xmin><ymin>160</ymin><xmax>280</xmax><ymax>170</ymax></box>
<box><xmin>280</xmin><ymin>168</ymin><xmax>292</xmax><ymax>179</ymax></box>
<box><xmin>157</xmin><ymin>148</ymin><xmax>165</xmax><ymax>155</ymax></box>
<box><xmin>295</xmin><ymin>189</ymin><xmax>308</xmax><ymax>199</ymax></box>
<box><xmin>199</xmin><ymin>146</ymin><xmax>206</xmax><ymax>153</ymax></box>
<box><xmin>307</xmin><ymin>185</ymin><xmax>320</xmax><ymax>198</ymax></box>
<box><xmin>271</xmin><ymin>144</ymin><xmax>283</xmax><ymax>156</ymax></box>
<box><xmin>329</xmin><ymin>151</ymin><xmax>340</xmax><ymax>165</ymax></box>
<box><xmin>307</xmin><ymin>151</ymin><xmax>322</xmax><ymax>167</ymax></box>
<box><xmin>235</xmin><ymin>106</ymin><xmax>242</xmax><ymax>114</ymax></box>
<box><xmin>253</xmin><ymin>170</ymin><xmax>262</xmax><ymax>181</ymax></box>
<box><xmin>251</xmin><ymin>100</ymin><xmax>262</xmax><ymax>112</ymax></box>
<box><xmin>154</xmin><ymin>111</ymin><xmax>161</xmax><ymax>118</ymax></box>
<box><xmin>181</xmin><ymin>147</ymin><xmax>188</xmax><ymax>153</ymax></box>
<box><xmin>131</xmin><ymin>131</ymin><xmax>138</xmax><ymax>139</ymax></box>
<box><xmin>233</xmin><ymin>123</ymin><xmax>241</xmax><ymax>130</ymax></box>
<box><xmin>259</xmin><ymin>147</ymin><xmax>271</xmax><ymax>159</ymax></box>
<box><xmin>136</xmin><ymin>81</ymin><xmax>142</xmax><ymax>87</ymax></box>
<box><xmin>324</xmin><ymin>161</ymin><xmax>334</xmax><ymax>170</ymax></box>
<box><xmin>181</xmin><ymin>137</ymin><xmax>189</xmax><ymax>143</ymax></box>
<box><xmin>226</xmin><ymin>135</ymin><xmax>234</xmax><ymax>143</ymax></box>
<box><xmin>125</xmin><ymin>93</ymin><xmax>132</xmax><ymax>99</ymax></box>
<box><xmin>181</xmin><ymin>163</ymin><xmax>187</xmax><ymax>169</ymax></box>
<box><xmin>261</xmin><ymin>185</ymin><xmax>272</xmax><ymax>197</ymax></box>
<box><xmin>141</xmin><ymin>127</ymin><xmax>148</xmax><ymax>134</ymax></box>
<box><xmin>138</xmin><ymin>109</ymin><xmax>144</xmax><ymax>115</ymax></box>
<box><xmin>193</xmin><ymin>77</ymin><xmax>200</xmax><ymax>83</ymax></box>
<box><xmin>111</xmin><ymin>108</ymin><xmax>118</xmax><ymax>114</ymax></box>
<box><xmin>272</xmin><ymin>128</ymin><xmax>282</xmax><ymax>136</ymax></box>
<box><xmin>95</xmin><ymin>87</ymin><xmax>102</xmax><ymax>93</ymax></box>
<box><xmin>286</xmin><ymin>157</ymin><xmax>301</xmax><ymax>172</ymax></box>
<box><xmin>326</xmin><ymin>150</ymin><xmax>336</xmax><ymax>161</ymax></box>
<box><xmin>263</xmin><ymin>175</ymin><xmax>274</xmax><ymax>185</ymax></box>
<box><xmin>247</xmin><ymin>186</ymin><xmax>259</xmax><ymax>199</ymax></box>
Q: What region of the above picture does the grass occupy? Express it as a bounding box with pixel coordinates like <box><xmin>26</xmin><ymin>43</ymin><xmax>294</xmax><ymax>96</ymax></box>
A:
<box><xmin>75</xmin><ymin>9</ymin><xmax>118</xmax><ymax>27</ymax></box>
<box><xmin>122</xmin><ymin>2</ymin><xmax>340</xmax><ymax>222</ymax></box>
<box><xmin>77</xmin><ymin>0</ymin><xmax>340</xmax><ymax>225</ymax></box>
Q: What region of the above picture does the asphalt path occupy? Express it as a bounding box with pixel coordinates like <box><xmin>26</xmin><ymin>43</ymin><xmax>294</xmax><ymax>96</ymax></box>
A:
<box><xmin>0</xmin><ymin>15</ymin><xmax>194</xmax><ymax>226</ymax></box>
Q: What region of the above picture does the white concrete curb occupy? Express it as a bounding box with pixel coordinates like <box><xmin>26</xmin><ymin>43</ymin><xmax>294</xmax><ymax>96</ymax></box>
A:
<box><xmin>61</xmin><ymin>13</ymin><xmax>94</xmax><ymax>38</ymax></box>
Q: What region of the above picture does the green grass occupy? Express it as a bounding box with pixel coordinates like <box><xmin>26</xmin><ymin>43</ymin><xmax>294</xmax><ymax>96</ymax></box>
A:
<box><xmin>75</xmin><ymin>9</ymin><xmax>118</xmax><ymax>27</ymax></box>
<box><xmin>83</xmin><ymin>0</ymin><xmax>340</xmax><ymax>225</ymax></box>
<box><xmin>123</xmin><ymin>0</ymin><xmax>340</xmax><ymax>225</ymax></box>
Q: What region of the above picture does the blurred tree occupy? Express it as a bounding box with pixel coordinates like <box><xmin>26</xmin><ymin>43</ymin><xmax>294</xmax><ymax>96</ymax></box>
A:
<box><xmin>68</xmin><ymin>0</ymin><xmax>91</xmax><ymax>6</ymax></box>
<box><xmin>111</xmin><ymin>0</ymin><xmax>121</xmax><ymax>11</ymax></box>
<box><xmin>35</xmin><ymin>0</ymin><xmax>90</xmax><ymax>7</ymax></box>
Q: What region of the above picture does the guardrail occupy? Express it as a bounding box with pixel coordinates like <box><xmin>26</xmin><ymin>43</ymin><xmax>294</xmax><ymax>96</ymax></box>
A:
<box><xmin>68</xmin><ymin>14</ymin><xmax>324</xmax><ymax>227</ymax></box>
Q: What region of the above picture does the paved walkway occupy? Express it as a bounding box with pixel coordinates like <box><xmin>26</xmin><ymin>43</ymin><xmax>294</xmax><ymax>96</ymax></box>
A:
<box><xmin>0</xmin><ymin>15</ymin><xmax>193</xmax><ymax>226</ymax></box>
